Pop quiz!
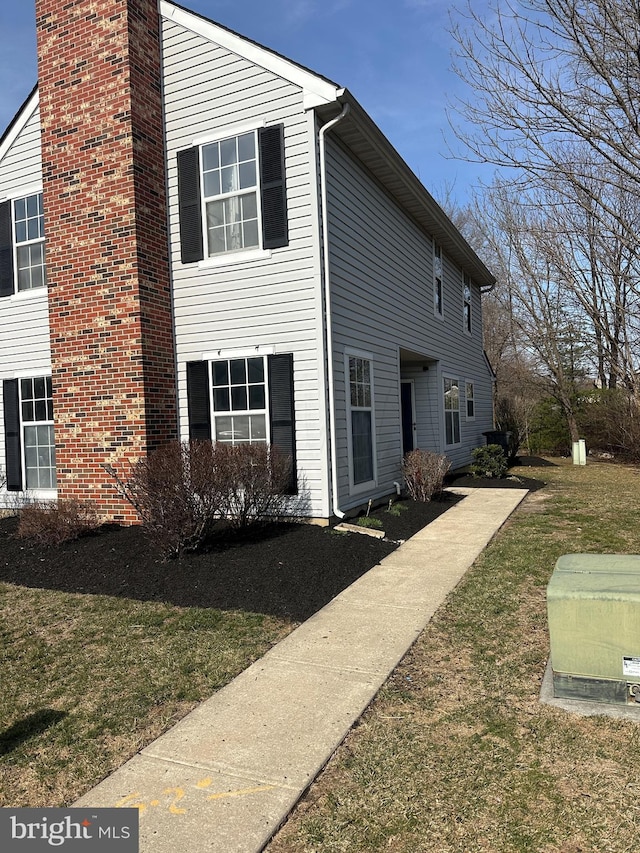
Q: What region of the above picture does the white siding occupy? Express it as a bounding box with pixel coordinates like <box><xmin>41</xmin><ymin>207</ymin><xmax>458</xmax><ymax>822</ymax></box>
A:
<box><xmin>0</xmin><ymin>104</ymin><xmax>52</xmax><ymax>503</ymax></box>
<box><xmin>161</xmin><ymin>19</ymin><xmax>329</xmax><ymax>516</ymax></box>
<box><xmin>326</xmin><ymin>138</ymin><xmax>493</xmax><ymax>508</ymax></box>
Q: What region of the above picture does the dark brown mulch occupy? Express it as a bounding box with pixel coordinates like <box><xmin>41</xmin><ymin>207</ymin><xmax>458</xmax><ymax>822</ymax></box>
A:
<box><xmin>0</xmin><ymin>494</ymin><xmax>460</xmax><ymax>622</ymax></box>
<box><xmin>0</xmin><ymin>463</ymin><xmax>547</xmax><ymax>622</ymax></box>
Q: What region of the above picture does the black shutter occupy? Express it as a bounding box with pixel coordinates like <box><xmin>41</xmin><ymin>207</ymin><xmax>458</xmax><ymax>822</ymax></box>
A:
<box><xmin>0</xmin><ymin>201</ymin><xmax>14</xmax><ymax>297</ymax></box>
<box><xmin>268</xmin><ymin>353</ymin><xmax>297</xmax><ymax>494</ymax></box>
<box><xmin>3</xmin><ymin>379</ymin><xmax>22</xmax><ymax>491</ymax></box>
<box><xmin>259</xmin><ymin>124</ymin><xmax>288</xmax><ymax>250</ymax></box>
<box><xmin>186</xmin><ymin>361</ymin><xmax>211</xmax><ymax>440</ymax></box>
<box><xmin>177</xmin><ymin>147</ymin><xmax>204</xmax><ymax>264</ymax></box>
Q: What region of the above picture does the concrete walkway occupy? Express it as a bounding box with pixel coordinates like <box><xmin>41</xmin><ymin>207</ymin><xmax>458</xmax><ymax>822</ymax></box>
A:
<box><xmin>74</xmin><ymin>487</ymin><xmax>528</xmax><ymax>851</ymax></box>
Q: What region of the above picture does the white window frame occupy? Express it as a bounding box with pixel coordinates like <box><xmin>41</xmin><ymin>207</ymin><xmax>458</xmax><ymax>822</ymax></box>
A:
<box><xmin>433</xmin><ymin>241</ymin><xmax>443</xmax><ymax>318</ymax></box>
<box><xmin>345</xmin><ymin>351</ymin><xmax>377</xmax><ymax>494</ymax></box>
<box><xmin>463</xmin><ymin>272</ymin><xmax>472</xmax><ymax>335</ymax></box>
<box><xmin>465</xmin><ymin>381</ymin><xmax>475</xmax><ymax>420</ymax></box>
<box><xmin>443</xmin><ymin>376</ymin><xmax>461</xmax><ymax>447</ymax></box>
<box><xmin>19</xmin><ymin>375</ymin><xmax>57</xmax><ymax>492</ymax></box>
<box><xmin>12</xmin><ymin>190</ymin><xmax>46</xmax><ymax>294</ymax></box>
<box><xmin>199</xmin><ymin>127</ymin><xmax>264</xmax><ymax>261</ymax></box>
<box><xmin>208</xmin><ymin>355</ymin><xmax>270</xmax><ymax>446</ymax></box>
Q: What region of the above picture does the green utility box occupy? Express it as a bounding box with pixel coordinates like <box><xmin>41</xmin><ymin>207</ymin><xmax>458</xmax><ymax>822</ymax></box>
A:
<box><xmin>547</xmin><ymin>554</ymin><xmax>640</xmax><ymax>704</ymax></box>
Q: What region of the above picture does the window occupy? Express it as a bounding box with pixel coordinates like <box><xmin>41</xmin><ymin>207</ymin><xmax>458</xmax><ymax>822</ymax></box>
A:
<box><xmin>466</xmin><ymin>381</ymin><xmax>475</xmax><ymax>419</ymax></box>
<box><xmin>202</xmin><ymin>133</ymin><xmax>259</xmax><ymax>256</ymax></box>
<box><xmin>3</xmin><ymin>376</ymin><xmax>56</xmax><ymax>491</ymax></box>
<box><xmin>177</xmin><ymin>123</ymin><xmax>288</xmax><ymax>264</ymax></box>
<box><xmin>21</xmin><ymin>377</ymin><xmax>56</xmax><ymax>488</ymax></box>
<box><xmin>444</xmin><ymin>377</ymin><xmax>460</xmax><ymax>446</ymax></box>
<box><xmin>348</xmin><ymin>354</ymin><xmax>375</xmax><ymax>487</ymax></box>
<box><xmin>0</xmin><ymin>192</ymin><xmax>46</xmax><ymax>297</ymax></box>
<box><xmin>433</xmin><ymin>242</ymin><xmax>443</xmax><ymax>316</ymax></box>
<box><xmin>463</xmin><ymin>272</ymin><xmax>472</xmax><ymax>334</ymax></box>
<box><xmin>210</xmin><ymin>356</ymin><xmax>267</xmax><ymax>445</ymax></box>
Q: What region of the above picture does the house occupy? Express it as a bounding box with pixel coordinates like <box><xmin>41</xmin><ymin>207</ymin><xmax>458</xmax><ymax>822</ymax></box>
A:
<box><xmin>0</xmin><ymin>0</ymin><xmax>496</xmax><ymax>524</ymax></box>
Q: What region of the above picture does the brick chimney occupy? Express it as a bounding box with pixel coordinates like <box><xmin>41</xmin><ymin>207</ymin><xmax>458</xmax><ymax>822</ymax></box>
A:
<box><xmin>35</xmin><ymin>0</ymin><xmax>177</xmax><ymax>521</ymax></box>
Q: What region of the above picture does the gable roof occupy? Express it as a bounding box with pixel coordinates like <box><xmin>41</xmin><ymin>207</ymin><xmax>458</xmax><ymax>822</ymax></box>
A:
<box><xmin>0</xmin><ymin>0</ymin><xmax>494</xmax><ymax>289</ymax></box>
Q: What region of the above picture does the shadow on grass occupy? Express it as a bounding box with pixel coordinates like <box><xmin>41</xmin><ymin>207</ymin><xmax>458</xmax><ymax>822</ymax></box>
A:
<box><xmin>0</xmin><ymin>709</ymin><xmax>67</xmax><ymax>756</ymax></box>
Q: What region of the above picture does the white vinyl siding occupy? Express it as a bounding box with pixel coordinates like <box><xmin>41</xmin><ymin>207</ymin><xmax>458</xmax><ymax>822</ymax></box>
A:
<box><xmin>162</xmin><ymin>17</ymin><xmax>329</xmax><ymax>517</ymax></box>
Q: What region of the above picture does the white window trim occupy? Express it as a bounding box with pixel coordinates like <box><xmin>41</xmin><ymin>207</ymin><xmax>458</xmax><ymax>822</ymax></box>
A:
<box><xmin>208</xmin><ymin>354</ymin><xmax>271</xmax><ymax>446</ymax></box>
<box><xmin>19</xmin><ymin>374</ymin><xmax>57</xmax><ymax>492</ymax></box>
<box><xmin>465</xmin><ymin>380</ymin><xmax>476</xmax><ymax>421</ymax></box>
<box><xmin>198</xmin><ymin>126</ymin><xmax>264</xmax><ymax>263</ymax></box>
<box><xmin>463</xmin><ymin>272</ymin><xmax>472</xmax><ymax>336</ymax></box>
<box><xmin>345</xmin><ymin>350</ymin><xmax>377</xmax><ymax>495</ymax></box>
<box><xmin>12</xmin><ymin>190</ymin><xmax>46</xmax><ymax>295</ymax></box>
<box><xmin>443</xmin><ymin>375</ymin><xmax>461</xmax><ymax>447</ymax></box>
<box><xmin>433</xmin><ymin>241</ymin><xmax>443</xmax><ymax>318</ymax></box>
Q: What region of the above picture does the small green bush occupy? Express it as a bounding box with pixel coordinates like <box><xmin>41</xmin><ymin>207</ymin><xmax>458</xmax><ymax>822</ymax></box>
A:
<box><xmin>357</xmin><ymin>516</ymin><xmax>383</xmax><ymax>530</ymax></box>
<box><xmin>402</xmin><ymin>449</ymin><xmax>451</xmax><ymax>502</ymax></box>
<box><xmin>470</xmin><ymin>444</ymin><xmax>508</xmax><ymax>479</ymax></box>
<box><xmin>18</xmin><ymin>499</ymin><xmax>101</xmax><ymax>545</ymax></box>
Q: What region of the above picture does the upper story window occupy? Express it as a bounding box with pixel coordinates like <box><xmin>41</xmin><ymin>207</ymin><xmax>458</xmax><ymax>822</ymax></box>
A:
<box><xmin>463</xmin><ymin>272</ymin><xmax>472</xmax><ymax>334</ymax></box>
<box><xmin>202</xmin><ymin>133</ymin><xmax>259</xmax><ymax>256</ymax></box>
<box><xmin>433</xmin><ymin>242</ymin><xmax>443</xmax><ymax>317</ymax></box>
<box><xmin>177</xmin><ymin>124</ymin><xmax>288</xmax><ymax>265</ymax></box>
<box><xmin>0</xmin><ymin>192</ymin><xmax>46</xmax><ymax>297</ymax></box>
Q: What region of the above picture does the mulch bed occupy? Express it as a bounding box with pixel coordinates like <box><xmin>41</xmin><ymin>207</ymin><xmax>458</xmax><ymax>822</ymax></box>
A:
<box><xmin>0</xmin><ymin>465</ymin><xmax>546</xmax><ymax>622</ymax></box>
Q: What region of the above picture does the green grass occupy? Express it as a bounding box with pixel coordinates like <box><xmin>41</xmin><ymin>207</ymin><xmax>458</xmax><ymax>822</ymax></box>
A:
<box><xmin>0</xmin><ymin>588</ymin><xmax>291</xmax><ymax>807</ymax></box>
<box><xmin>268</xmin><ymin>459</ymin><xmax>640</xmax><ymax>853</ymax></box>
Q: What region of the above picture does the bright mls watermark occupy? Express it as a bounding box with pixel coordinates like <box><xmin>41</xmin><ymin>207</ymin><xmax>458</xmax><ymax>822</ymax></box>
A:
<box><xmin>0</xmin><ymin>809</ymin><xmax>138</xmax><ymax>851</ymax></box>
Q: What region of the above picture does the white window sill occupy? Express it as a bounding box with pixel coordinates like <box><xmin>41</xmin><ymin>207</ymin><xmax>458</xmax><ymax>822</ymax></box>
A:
<box><xmin>6</xmin><ymin>287</ymin><xmax>48</xmax><ymax>303</ymax></box>
<box><xmin>198</xmin><ymin>248</ymin><xmax>272</xmax><ymax>270</ymax></box>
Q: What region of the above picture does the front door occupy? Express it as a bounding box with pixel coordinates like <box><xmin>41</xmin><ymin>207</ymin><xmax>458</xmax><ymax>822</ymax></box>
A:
<box><xmin>401</xmin><ymin>380</ymin><xmax>416</xmax><ymax>455</ymax></box>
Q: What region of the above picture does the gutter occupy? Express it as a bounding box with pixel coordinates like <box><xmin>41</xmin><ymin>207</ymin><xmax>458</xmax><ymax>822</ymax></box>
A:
<box><xmin>319</xmin><ymin>102</ymin><xmax>350</xmax><ymax>520</ymax></box>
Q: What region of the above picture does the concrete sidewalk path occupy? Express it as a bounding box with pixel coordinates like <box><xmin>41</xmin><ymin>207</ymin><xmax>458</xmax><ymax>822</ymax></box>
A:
<box><xmin>74</xmin><ymin>487</ymin><xmax>528</xmax><ymax>852</ymax></box>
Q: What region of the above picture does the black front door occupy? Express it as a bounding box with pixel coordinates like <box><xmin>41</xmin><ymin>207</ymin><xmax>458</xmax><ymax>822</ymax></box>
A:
<box><xmin>401</xmin><ymin>381</ymin><xmax>415</xmax><ymax>455</ymax></box>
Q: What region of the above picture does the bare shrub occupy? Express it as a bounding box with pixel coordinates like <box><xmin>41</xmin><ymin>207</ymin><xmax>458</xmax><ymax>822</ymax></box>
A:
<box><xmin>104</xmin><ymin>441</ymin><xmax>223</xmax><ymax>559</ymax></box>
<box><xmin>214</xmin><ymin>443</ymin><xmax>292</xmax><ymax>529</ymax></box>
<box><xmin>18</xmin><ymin>499</ymin><xmax>101</xmax><ymax>546</ymax></box>
<box><xmin>402</xmin><ymin>449</ymin><xmax>451</xmax><ymax>502</ymax></box>
<box><xmin>104</xmin><ymin>441</ymin><xmax>293</xmax><ymax>558</ymax></box>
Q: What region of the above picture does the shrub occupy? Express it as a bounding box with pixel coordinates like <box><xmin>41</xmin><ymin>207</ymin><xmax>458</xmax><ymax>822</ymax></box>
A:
<box><xmin>105</xmin><ymin>440</ymin><xmax>293</xmax><ymax>558</ymax></box>
<box><xmin>18</xmin><ymin>499</ymin><xmax>101</xmax><ymax>545</ymax></box>
<box><xmin>402</xmin><ymin>449</ymin><xmax>451</xmax><ymax>502</ymax></box>
<box><xmin>213</xmin><ymin>443</ymin><xmax>292</xmax><ymax>530</ymax></box>
<box><xmin>470</xmin><ymin>444</ymin><xmax>508</xmax><ymax>479</ymax></box>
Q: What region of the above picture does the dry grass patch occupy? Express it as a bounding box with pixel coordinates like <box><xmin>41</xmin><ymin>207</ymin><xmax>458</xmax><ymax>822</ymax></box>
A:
<box><xmin>268</xmin><ymin>459</ymin><xmax>640</xmax><ymax>853</ymax></box>
<box><xmin>0</xmin><ymin>585</ymin><xmax>291</xmax><ymax>807</ymax></box>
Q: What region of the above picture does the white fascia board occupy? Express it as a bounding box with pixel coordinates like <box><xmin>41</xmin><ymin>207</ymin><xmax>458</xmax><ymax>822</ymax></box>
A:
<box><xmin>0</xmin><ymin>90</ymin><xmax>39</xmax><ymax>169</ymax></box>
<box><xmin>160</xmin><ymin>1</ymin><xmax>340</xmax><ymax>108</ymax></box>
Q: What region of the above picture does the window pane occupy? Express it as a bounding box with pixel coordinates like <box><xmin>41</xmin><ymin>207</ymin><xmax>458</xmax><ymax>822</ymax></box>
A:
<box><xmin>206</xmin><ymin>200</ymin><xmax>224</xmax><ymax>228</ymax></box>
<box><xmin>352</xmin><ymin>411</ymin><xmax>373</xmax><ymax>484</ymax></box>
<box><xmin>243</xmin><ymin>219</ymin><xmax>259</xmax><ymax>249</ymax></box>
<box><xmin>203</xmin><ymin>170</ymin><xmax>221</xmax><ymax>198</ymax></box>
<box><xmin>34</xmin><ymin>377</ymin><xmax>45</xmax><ymax>398</ymax></box>
<box><xmin>250</xmin><ymin>414</ymin><xmax>266</xmax><ymax>440</ymax></box>
<box><xmin>14</xmin><ymin>197</ymin><xmax>25</xmax><ymax>220</ymax></box>
<box><xmin>208</xmin><ymin>227</ymin><xmax>226</xmax><ymax>255</ymax></box>
<box><xmin>247</xmin><ymin>358</ymin><xmax>264</xmax><ymax>383</ymax></box>
<box><xmin>215</xmin><ymin>416</ymin><xmax>233</xmax><ymax>442</ymax></box>
<box><xmin>15</xmin><ymin>221</ymin><xmax>27</xmax><ymax>243</ymax></box>
<box><xmin>239</xmin><ymin>161</ymin><xmax>256</xmax><ymax>190</ymax></box>
<box><xmin>213</xmin><ymin>387</ymin><xmax>230</xmax><ymax>412</ymax></box>
<box><xmin>241</xmin><ymin>192</ymin><xmax>258</xmax><ymax>220</ymax></box>
<box><xmin>22</xmin><ymin>401</ymin><xmax>34</xmax><ymax>422</ymax></box>
<box><xmin>221</xmin><ymin>165</ymin><xmax>238</xmax><ymax>194</ymax></box>
<box><xmin>202</xmin><ymin>142</ymin><xmax>219</xmax><ymax>171</ymax></box>
<box><xmin>26</xmin><ymin>194</ymin><xmax>38</xmax><ymax>217</ymax></box>
<box><xmin>212</xmin><ymin>361</ymin><xmax>229</xmax><ymax>386</ymax></box>
<box><xmin>230</xmin><ymin>359</ymin><xmax>246</xmax><ymax>385</ymax></box>
<box><xmin>233</xmin><ymin>415</ymin><xmax>250</xmax><ymax>442</ymax></box>
<box><xmin>220</xmin><ymin>137</ymin><xmax>237</xmax><ymax>167</ymax></box>
<box><xmin>248</xmin><ymin>384</ymin><xmax>265</xmax><ymax>410</ymax></box>
<box><xmin>27</xmin><ymin>218</ymin><xmax>39</xmax><ymax>241</ymax></box>
<box><xmin>35</xmin><ymin>400</ymin><xmax>47</xmax><ymax>421</ymax></box>
<box><xmin>237</xmin><ymin>132</ymin><xmax>255</xmax><ymax>162</ymax></box>
<box><xmin>231</xmin><ymin>386</ymin><xmax>247</xmax><ymax>411</ymax></box>
<box><xmin>21</xmin><ymin>379</ymin><xmax>33</xmax><ymax>399</ymax></box>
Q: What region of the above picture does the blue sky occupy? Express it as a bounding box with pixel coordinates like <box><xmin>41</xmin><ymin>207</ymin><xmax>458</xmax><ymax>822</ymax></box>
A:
<box><xmin>0</xmin><ymin>0</ymin><xmax>494</xmax><ymax>207</ymax></box>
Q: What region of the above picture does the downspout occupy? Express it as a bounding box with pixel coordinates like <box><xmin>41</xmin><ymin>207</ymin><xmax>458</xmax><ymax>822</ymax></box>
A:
<box><xmin>319</xmin><ymin>102</ymin><xmax>350</xmax><ymax>520</ymax></box>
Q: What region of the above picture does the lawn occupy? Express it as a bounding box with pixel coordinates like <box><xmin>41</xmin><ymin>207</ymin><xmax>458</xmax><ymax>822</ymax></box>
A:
<box><xmin>0</xmin><ymin>490</ymin><xmax>462</xmax><ymax>807</ymax></box>
<box><xmin>267</xmin><ymin>459</ymin><xmax>640</xmax><ymax>853</ymax></box>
